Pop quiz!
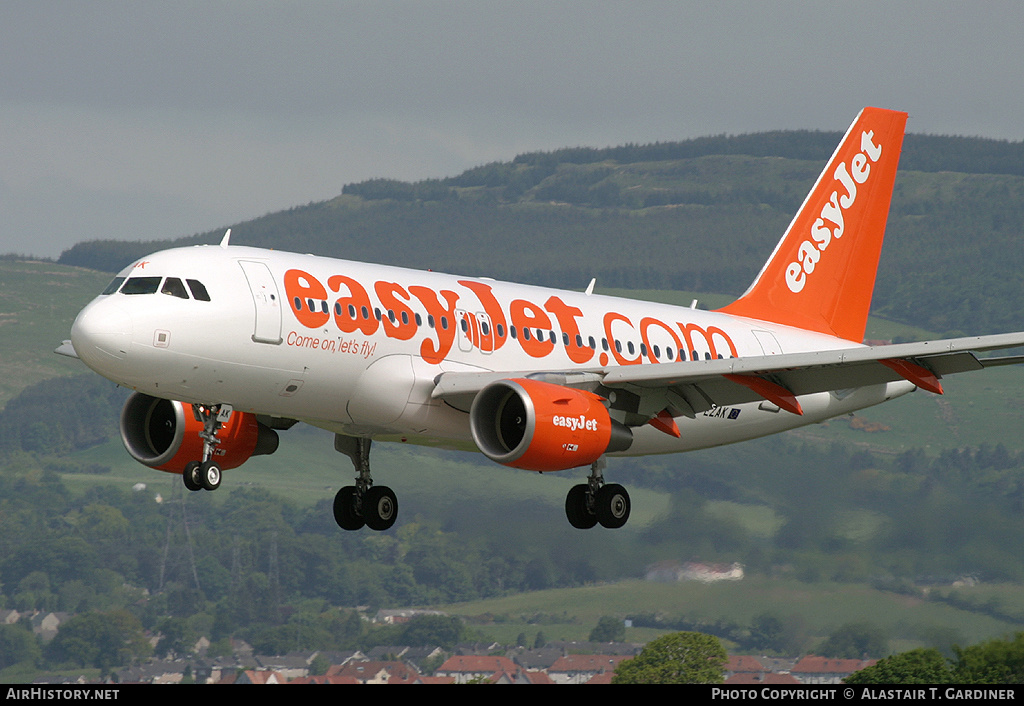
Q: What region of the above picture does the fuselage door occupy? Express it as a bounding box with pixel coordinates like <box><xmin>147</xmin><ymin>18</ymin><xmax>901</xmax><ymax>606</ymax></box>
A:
<box><xmin>477</xmin><ymin>312</ymin><xmax>493</xmax><ymax>354</ymax></box>
<box><xmin>238</xmin><ymin>260</ymin><xmax>283</xmax><ymax>345</ymax></box>
<box><xmin>456</xmin><ymin>309</ymin><xmax>474</xmax><ymax>352</ymax></box>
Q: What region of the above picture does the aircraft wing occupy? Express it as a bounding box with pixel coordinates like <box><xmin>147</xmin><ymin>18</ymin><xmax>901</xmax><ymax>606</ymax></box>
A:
<box><xmin>432</xmin><ymin>332</ymin><xmax>1024</xmax><ymax>418</ymax></box>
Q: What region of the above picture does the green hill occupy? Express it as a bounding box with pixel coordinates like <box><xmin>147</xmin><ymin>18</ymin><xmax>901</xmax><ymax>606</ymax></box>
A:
<box><xmin>5</xmin><ymin>129</ymin><xmax>1024</xmax><ymax>672</ymax></box>
<box><xmin>57</xmin><ymin>130</ymin><xmax>1024</xmax><ymax>337</ymax></box>
<box><xmin>0</xmin><ymin>259</ymin><xmax>110</xmax><ymax>403</ymax></box>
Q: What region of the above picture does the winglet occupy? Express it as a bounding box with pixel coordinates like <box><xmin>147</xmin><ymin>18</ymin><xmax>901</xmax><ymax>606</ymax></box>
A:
<box><xmin>717</xmin><ymin>108</ymin><xmax>908</xmax><ymax>343</ymax></box>
<box><xmin>220</xmin><ymin>229</ymin><xmax>232</xmax><ymax>248</ymax></box>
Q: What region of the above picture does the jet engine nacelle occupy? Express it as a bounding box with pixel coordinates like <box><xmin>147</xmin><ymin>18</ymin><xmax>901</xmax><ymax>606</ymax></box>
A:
<box><xmin>469</xmin><ymin>378</ymin><xmax>632</xmax><ymax>472</ymax></box>
<box><xmin>119</xmin><ymin>392</ymin><xmax>279</xmax><ymax>473</ymax></box>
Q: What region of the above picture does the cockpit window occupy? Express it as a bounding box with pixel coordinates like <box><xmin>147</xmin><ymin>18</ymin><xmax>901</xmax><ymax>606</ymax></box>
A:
<box><xmin>101</xmin><ymin>277</ymin><xmax>125</xmax><ymax>295</ymax></box>
<box><xmin>186</xmin><ymin>279</ymin><xmax>211</xmax><ymax>301</ymax></box>
<box><xmin>121</xmin><ymin>277</ymin><xmax>162</xmax><ymax>295</ymax></box>
<box><xmin>161</xmin><ymin>277</ymin><xmax>189</xmax><ymax>299</ymax></box>
<box><xmin>106</xmin><ymin>275</ymin><xmax>210</xmax><ymax>300</ymax></box>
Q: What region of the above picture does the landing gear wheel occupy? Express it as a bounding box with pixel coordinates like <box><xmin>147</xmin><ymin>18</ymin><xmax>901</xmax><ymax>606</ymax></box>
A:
<box><xmin>595</xmin><ymin>483</ymin><xmax>630</xmax><ymax>529</ymax></box>
<box><xmin>200</xmin><ymin>460</ymin><xmax>222</xmax><ymax>491</ymax></box>
<box><xmin>565</xmin><ymin>484</ymin><xmax>598</xmax><ymax>529</ymax></box>
<box><xmin>363</xmin><ymin>485</ymin><xmax>398</xmax><ymax>531</ymax></box>
<box><xmin>333</xmin><ymin>486</ymin><xmax>364</xmax><ymax>531</ymax></box>
<box><xmin>182</xmin><ymin>461</ymin><xmax>203</xmax><ymax>492</ymax></box>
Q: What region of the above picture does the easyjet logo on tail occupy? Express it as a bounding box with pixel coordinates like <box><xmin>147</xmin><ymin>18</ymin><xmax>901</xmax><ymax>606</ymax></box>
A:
<box><xmin>785</xmin><ymin>130</ymin><xmax>883</xmax><ymax>293</ymax></box>
<box><xmin>716</xmin><ymin>107</ymin><xmax>906</xmax><ymax>343</ymax></box>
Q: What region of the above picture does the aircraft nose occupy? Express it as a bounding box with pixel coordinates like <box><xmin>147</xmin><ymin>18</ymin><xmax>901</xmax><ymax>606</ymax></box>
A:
<box><xmin>70</xmin><ymin>299</ymin><xmax>134</xmax><ymax>368</ymax></box>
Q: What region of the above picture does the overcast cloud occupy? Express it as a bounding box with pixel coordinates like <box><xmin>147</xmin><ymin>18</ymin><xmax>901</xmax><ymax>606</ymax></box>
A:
<box><xmin>3</xmin><ymin>1</ymin><xmax>1023</xmax><ymax>258</ymax></box>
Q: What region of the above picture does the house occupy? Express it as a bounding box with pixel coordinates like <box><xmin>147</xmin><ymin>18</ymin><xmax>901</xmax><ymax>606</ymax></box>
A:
<box><xmin>453</xmin><ymin>641</ymin><xmax>504</xmax><ymax>655</ymax></box>
<box><xmin>29</xmin><ymin>612</ymin><xmax>67</xmax><ymax>642</ymax></box>
<box><xmin>511</xmin><ymin>647</ymin><xmax>565</xmax><ymax>672</ymax></box>
<box><xmin>418</xmin><ymin>675</ymin><xmax>457</xmax><ymax>684</ymax></box>
<box><xmin>435</xmin><ymin>655</ymin><xmax>520</xmax><ymax>684</ymax></box>
<box><xmin>328</xmin><ymin>660</ymin><xmax>421</xmax><ymax>684</ymax></box>
<box><xmin>366</xmin><ymin>645</ymin><xmax>409</xmax><ymax>661</ymax></box>
<box><xmin>518</xmin><ymin>670</ymin><xmax>556</xmax><ymax>685</ymax></box>
<box><xmin>722</xmin><ymin>655</ymin><xmax>800</xmax><ymax>684</ymax></box>
<box><xmin>645</xmin><ymin>561</ymin><xmax>744</xmax><ymax>583</ymax></box>
<box><xmin>232</xmin><ymin>669</ymin><xmax>285</xmax><ymax>684</ymax></box>
<box><xmin>725</xmin><ymin>655</ymin><xmax>767</xmax><ymax>676</ymax></box>
<box><xmin>113</xmin><ymin>661</ymin><xmax>189</xmax><ymax>684</ymax></box>
<box><xmin>374</xmin><ymin>609</ymin><xmax>447</xmax><ymax>625</ymax></box>
<box><xmin>401</xmin><ymin>646</ymin><xmax>447</xmax><ymax>671</ymax></box>
<box><xmin>791</xmin><ymin>656</ymin><xmax>877</xmax><ymax>684</ymax></box>
<box><xmin>288</xmin><ymin>675</ymin><xmax>359</xmax><ymax>684</ymax></box>
<box><xmin>256</xmin><ymin>651</ymin><xmax>318</xmax><ymax>680</ymax></box>
<box><xmin>317</xmin><ymin>649</ymin><xmax>367</xmax><ymax>666</ymax></box>
<box><xmin>487</xmin><ymin>669</ymin><xmax>518</xmax><ymax>685</ymax></box>
<box><xmin>726</xmin><ymin>671</ymin><xmax>801</xmax><ymax>684</ymax></box>
<box><xmin>548</xmin><ymin>654</ymin><xmax>629</xmax><ymax>684</ymax></box>
<box><xmin>681</xmin><ymin>562</ymin><xmax>745</xmax><ymax>583</ymax></box>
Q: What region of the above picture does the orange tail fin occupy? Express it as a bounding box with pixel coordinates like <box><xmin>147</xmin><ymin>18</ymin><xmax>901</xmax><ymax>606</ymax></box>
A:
<box><xmin>717</xmin><ymin>107</ymin><xmax>907</xmax><ymax>342</ymax></box>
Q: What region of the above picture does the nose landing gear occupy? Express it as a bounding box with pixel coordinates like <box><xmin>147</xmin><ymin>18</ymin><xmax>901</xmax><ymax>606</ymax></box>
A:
<box><xmin>182</xmin><ymin>460</ymin><xmax>222</xmax><ymax>491</ymax></box>
<box><xmin>182</xmin><ymin>404</ymin><xmax>230</xmax><ymax>492</ymax></box>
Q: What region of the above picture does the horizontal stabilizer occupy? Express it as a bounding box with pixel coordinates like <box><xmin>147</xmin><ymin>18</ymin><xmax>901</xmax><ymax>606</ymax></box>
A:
<box><xmin>54</xmin><ymin>340</ymin><xmax>79</xmax><ymax>359</ymax></box>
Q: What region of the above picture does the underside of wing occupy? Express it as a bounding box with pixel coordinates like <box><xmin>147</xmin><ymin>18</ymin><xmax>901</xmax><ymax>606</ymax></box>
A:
<box><xmin>432</xmin><ymin>332</ymin><xmax>1024</xmax><ymax>423</ymax></box>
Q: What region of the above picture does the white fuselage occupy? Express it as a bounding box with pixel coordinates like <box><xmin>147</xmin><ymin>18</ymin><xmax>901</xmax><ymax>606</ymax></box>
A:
<box><xmin>70</xmin><ymin>244</ymin><xmax>914</xmax><ymax>460</ymax></box>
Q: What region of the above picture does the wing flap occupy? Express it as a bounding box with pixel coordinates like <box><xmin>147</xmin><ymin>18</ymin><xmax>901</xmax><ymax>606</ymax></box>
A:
<box><xmin>980</xmin><ymin>354</ymin><xmax>1024</xmax><ymax>369</ymax></box>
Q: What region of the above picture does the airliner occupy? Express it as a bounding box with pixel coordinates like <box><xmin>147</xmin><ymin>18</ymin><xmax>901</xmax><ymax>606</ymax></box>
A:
<box><xmin>60</xmin><ymin>107</ymin><xmax>1024</xmax><ymax>531</ymax></box>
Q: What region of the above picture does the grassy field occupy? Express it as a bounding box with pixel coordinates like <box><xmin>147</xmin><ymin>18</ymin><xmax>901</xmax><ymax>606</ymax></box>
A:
<box><xmin>11</xmin><ymin>257</ymin><xmax>1024</xmax><ymax>657</ymax></box>
<box><xmin>438</xmin><ymin>576</ymin><xmax>1022</xmax><ymax>651</ymax></box>
<box><xmin>59</xmin><ymin>426</ymin><xmax>1024</xmax><ymax>656</ymax></box>
<box><xmin>790</xmin><ymin>366</ymin><xmax>1024</xmax><ymax>455</ymax></box>
<box><xmin>0</xmin><ymin>260</ymin><xmax>110</xmax><ymax>404</ymax></box>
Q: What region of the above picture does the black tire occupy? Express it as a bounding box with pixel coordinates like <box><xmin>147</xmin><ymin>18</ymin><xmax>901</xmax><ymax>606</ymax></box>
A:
<box><xmin>565</xmin><ymin>484</ymin><xmax>597</xmax><ymax>529</ymax></box>
<box><xmin>595</xmin><ymin>483</ymin><xmax>630</xmax><ymax>529</ymax></box>
<box><xmin>333</xmin><ymin>486</ymin><xmax>364</xmax><ymax>531</ymax></box>
<box><xmin>200</xmin><ymin>460</ymin><xmax>222</xmax><ymax>491</ymax></box>
<box><xmin>363</xmin><ymin>485</ymin><xmax>398</xmax><ymax>531</ymax></box>
<box><xmin>182</xmin><ymin>461</ymin><xmax>203</xmax><ymax>492</ymax></box>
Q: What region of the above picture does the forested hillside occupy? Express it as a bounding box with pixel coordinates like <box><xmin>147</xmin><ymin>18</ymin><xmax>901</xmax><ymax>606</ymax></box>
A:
<box><xmin>57</xmin><ymin>130</ymin><xmax>1024</xmax><ymax>336</ymax></box>
<box><xmin>6</xmin><ymin>129</ymin><xmax>1024</xmax><ymax>676</ymax></box>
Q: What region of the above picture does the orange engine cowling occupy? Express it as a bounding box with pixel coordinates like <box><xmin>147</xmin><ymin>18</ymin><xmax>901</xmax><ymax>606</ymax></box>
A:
<box><xmin>119</xmin><ymin>393</ymin><xmax>279</xmax><ymax>473</ymax></box>
<box><xmin>469</xmin><ymin>378</ymin><xmax>632</xmax><ymax>472</ymax></box>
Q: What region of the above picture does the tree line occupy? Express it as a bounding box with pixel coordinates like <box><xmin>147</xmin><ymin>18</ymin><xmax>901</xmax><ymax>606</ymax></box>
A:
<box><xmin>4</xmin><ymin>369</ymin><xmax>1024</xmax><ymax>675</ymax></box>
<box><xmin>6</xmin><ymin>373</ymin><xmax>1024</xmax><ymax>605</ymax></box>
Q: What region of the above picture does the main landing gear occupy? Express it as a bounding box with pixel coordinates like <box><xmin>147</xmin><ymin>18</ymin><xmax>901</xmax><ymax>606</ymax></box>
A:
<box><xmin>182</xmin><ymin>404</ymin><xmax>228</xmax><ymax>492</ymax></box>
<box><xmin>332</xmin><ymin>435</ymin><xmax>398</xmax><ymax>531</ymax></box>
<box><xmin>564</xmin><ymin>457</ymin><xmax>631</xmax><ymax>529</ymax></box>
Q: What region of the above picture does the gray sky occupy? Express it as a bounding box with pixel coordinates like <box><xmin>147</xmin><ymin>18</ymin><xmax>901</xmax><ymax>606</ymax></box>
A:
<box><xmin>3</xmin><ymin>1</ymin><xmax>1023</xmax><ymax>258</ymax></box>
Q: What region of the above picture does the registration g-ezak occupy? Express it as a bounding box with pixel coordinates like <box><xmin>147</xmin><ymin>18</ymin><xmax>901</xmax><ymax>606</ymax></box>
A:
<box><xmin>61</xmin><ymin>108</ymin><xmax>1024</xmax><ymax>532</ymax></box>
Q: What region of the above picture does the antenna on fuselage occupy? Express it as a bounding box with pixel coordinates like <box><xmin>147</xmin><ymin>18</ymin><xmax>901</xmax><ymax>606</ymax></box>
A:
<box><xmin>219</xmin><ymin>229</ymin><xmax>231</xmax><ymax>248</ymax></box>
